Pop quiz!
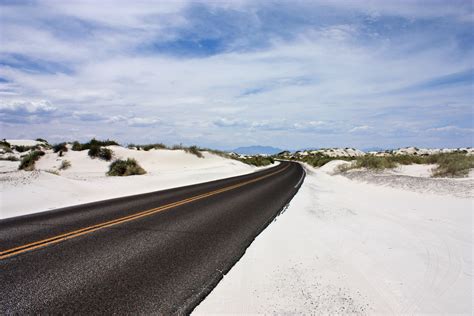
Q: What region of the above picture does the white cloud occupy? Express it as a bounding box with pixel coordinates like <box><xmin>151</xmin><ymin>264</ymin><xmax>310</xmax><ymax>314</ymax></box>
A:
<box><xmin>0</xmin><ymin>100</ymin><xmax>56</xmax><ymax>114</ymax></box>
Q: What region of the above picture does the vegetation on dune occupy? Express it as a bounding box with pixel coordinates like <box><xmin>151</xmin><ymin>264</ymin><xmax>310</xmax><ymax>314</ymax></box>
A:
<box><xmin>184</xmin><ymin>145</ymin><xmax>204</xmax><ymax>158</ymax></box>
<box><xmin>18</xmin><ymin>150</ymin><xmax>45</xmax><ymax>171</ymax></box>
<box><xmin>430</xmin><ymin>153</ymin><xmax>474</xmax><ymax>177</ymax></box>
<box><xmin>35</xmin><ymin>138</ymin><xmax>48</xmax><ymax>143</ymax></box>
<box><xmin>71</xmin><ymin>141</ymin><xmax>82</xmax><ymax>151</ymax></box>
<box><xmin>107</xmin><ymin>158</ymin><xmax>146</xmax><ymax>176</ymax></box>
<box><xmin>128</xmin><ymin>143</ymin><xmax>168</xmax><ymax>151</ymax></box>
<box><xmin>339</xmin><ymin>153</ymin><xmax>474</xmax><ymax>177</ymax></box>
<box><xmin>240</xmin><ymin>156</ymin><xmax>274</xmax><ymax>167</ymax></box>
<box><xmin>0</xmin><ymin>140</ymin><xmax>11</xmax><ymax>149</ymax></box>
<box><xmin>12</xmin><ymin>145</ymin><xmax>38</xmax><ymax>153</ymax></box>
<box><xmin>298</xmin><ymin>153</ymin><xmax>354</xmax><ymax>168</ymax></box>
<box><xmin>53</xmin><ymin>142</ymin><xmax>68</xmax><ymax>155</ymax></box>
<box><xmin>88</xmin><ymin>146</ymin><xmax>113</xmax><ymax>161</ymax></box>
<box><xmin>71</xmin><ymin>138</ymin><xmax>119</xmax><ymax>151</ymax></box>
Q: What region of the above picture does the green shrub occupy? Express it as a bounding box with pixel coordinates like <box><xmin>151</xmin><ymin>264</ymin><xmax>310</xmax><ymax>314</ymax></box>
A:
<box><xmin>88</xmin><ymin>146</ymin><xmax>113</xmax><ymax>161</ymax></box>
<box><xmin>53</xmin><ymin>142</ymin><xmax>68</xmax><ymax>154</ymax></box>
<box><xmin>72</xmin><ymin>138</ymin><xmax>119</xmax><ymax>151</ymax></box>
<box><xmin>142</xmin><ymin>143</ymin><xmax>167</xmax><ymax>151</ymax></box>
<box><xmin>19</xmin><ymin>150</ymin><xmax>45</xmax><ymax>171</ymax></box>
<box><xmin>240</xmin><ymin>156</ymin><xmax>274</xmax><ymax>166</ymax></box>
<box><xmin>431</xmin><ymin>153</ymin><xmax>474</xmax><ymax>177</ymax></box>
<box><xmin>35</xmin><ymin>138</ymin><xmax>48</xmax><ymax>143</ymax></box>
<box><xmin>299</xmin><ymin>153</ymin><xmax>354</xmax><ymax>168</ymax></box>
<box><xmin>0</xmin><ymin>140</ymin><xmax>11</xmax><ymax>148</ymax></box>
<box><xmin>352</xmin><ymin>155</ymin><xmax>397</xmax><ymax>170</ymax></box>
<box><xmin>107</xmin><ymin>158</ymin><xmax>146</xmax><ymax>176</ymax></box>
<box><xmin>184</xmin><ymin>145</ymin><xmax>203</xmax><ymax>158</ymax></box>
<box><xmin>13</xmin><ymin>145</ymin><xmax>37</xmax><ymax>152</ymax></box>
<box><xmin>71</xmin><ymin>141</ymin><xmax>82</xmax><ymax>151</ymax></box>
<box><xmin>171</xmin><ymin>144</ymin><xmax>184</xmax><ymax>150</ymax></box>
<box><xmin>59</xmin><ymin>160</ymin><xmax>71</xmax><ymax>170</ymax></box>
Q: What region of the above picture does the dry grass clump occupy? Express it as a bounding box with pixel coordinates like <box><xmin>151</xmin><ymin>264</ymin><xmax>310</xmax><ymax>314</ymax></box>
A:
<box><xmin>59</xmin><ymin>160</ymin><xmax>71</xmax><ymax>170</ymax></box>
<box><xmin>184</xmin><ymin>145</ymin><xmax>204</xmax><ymax>158</ymax></box>
<box><xmin>107</xmin><ymin>158</ymin><xmax>146</xmax><ymax>176</ymax></box>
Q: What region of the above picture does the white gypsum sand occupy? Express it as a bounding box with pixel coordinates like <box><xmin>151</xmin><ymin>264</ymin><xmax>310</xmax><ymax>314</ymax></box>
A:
<box><xmin>0</xmin><ymin>143</ymin><xmax>277</xmax><ymax>219</ymax></box>
<box><xmin>195</xmin><ymin>161</ymin><xmax>472</xmax><ymax>314</ymax></box>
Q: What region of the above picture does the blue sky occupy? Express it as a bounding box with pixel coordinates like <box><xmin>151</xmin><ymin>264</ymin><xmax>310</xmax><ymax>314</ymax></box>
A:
<box><xmin>0</xmin><ymin>0</ymin><xmax>472</xmax><ymax>150</ymax></box>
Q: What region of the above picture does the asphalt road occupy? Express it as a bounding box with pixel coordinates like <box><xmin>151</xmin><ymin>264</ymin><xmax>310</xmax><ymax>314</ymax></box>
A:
<box><xmin>0</xmin><ymin>161</ymin><xmax>304</xmax><ymax>314</ymax></box>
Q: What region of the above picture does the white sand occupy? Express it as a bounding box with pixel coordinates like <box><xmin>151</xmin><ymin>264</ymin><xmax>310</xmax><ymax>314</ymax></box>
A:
<box><xmin>0</xmin><ymin>145</ymin><xmax>276</xmax><ymax>219</ymax></box>
<box><xmin>195</xmin><ymin>163</ymin><xmax>472</xmax><ymax>314</ymax></box>
<box><xmin>390</xmin><ymin>164</ymin><xmax>437</xmax><ymax>178</ymax></box>
<box><xmin>6</xmin><ymin>139</ymin><xmax>42</xmax><ymax>146</ymax></box>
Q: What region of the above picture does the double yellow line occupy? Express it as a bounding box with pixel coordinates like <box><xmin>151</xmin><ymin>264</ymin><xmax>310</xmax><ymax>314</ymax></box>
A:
<box><xmin>0</xmin><ymin>164</ymin><xmax>290</xmax><ymax>260</ymax></box>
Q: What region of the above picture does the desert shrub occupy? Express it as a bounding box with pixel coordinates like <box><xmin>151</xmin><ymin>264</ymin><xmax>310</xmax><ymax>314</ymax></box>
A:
<box><xmin>45</xmin><ymin>169</ymin><xmax>60</xmax><ymax>176</ymax></box>
<box><xmin>53</xmin><ymin>142</ymin><xmax>68</xmax><ymax>154</ymax></box>
<box><xmin>13</xmin><ymin>145</ymin><xmax>37</xmax><ymax>153</ymax></box>
<box><xmin>0</xmin><ymin>155</ymin><xmax>19</xmax><ymax>161</ymax></box>
<box><xmin>171</xmin><ymin>144</ymin><xmax>184</xmax><ymax>150</ymax></box>
<box><xmin>59</xmin><ymin>160</ymin><xmax>71</xmax><ymax>170</ymax></box>
<box><xmin>107</xmin><ymin>158</ymin><xmax>146</xmax><ymax>176</ymax></box>
<box><xmin>142</xmin><ymin>143</ymin><xmax>167</xmax><ymax>151</ymax></box>
<box><xmin>241</xmin><ymin>156</ymin><xmax>274</xmax><ymax>166</ymax></box>
<box><xmin>35</xmin><ymin>138</ymin><xmax>48</xmax><ymax>143</ymax></box>
<box><xmin>0</xmin><ymin>140</ymin><xmax>11</xmax><ymax>148</ymax></box>
<box><xmin>299</xmin><ymin>153</ymin><xmax>353</xmax><ymax>168</ymax></box>
<box><xmin>18</xmin><ymin>150</ymin><xmax>45</xmax><ymax>171</ymax></box>
<box><xmin>71</xmin><ymin>141</ymin><xmax>82</xmax><ymax>151</ymax></box>
<box><xmin>98</xmin><ymin>148</ymin><xmax>113</xmax><ymax>161</ymax></box>
<box><xmin>73</xmin><ymin>138</ymin><xmax>119</xmax><ymax>151</ymax></box>
<box><xmin>351</xmin><ymin>155</ymin><xmax>397</xmax><ymax>170</ymax></box>
<box><xmin>88</xmin><ymin>146</ymin><xmax>113</xmax><ymax>161</ymax></box>
<box><xmin>388</xmin><ymin>155</ymin><xmax>423</xmax><ymax>165</ymax></box>
<box><xmin>431</xmin><ymin>153</ymin><xmax>474</xmax><ymax>177</ymax></box>
<box><xmin>184</xmin><ymin>145</ymin><xmax>203</xmax><ymax>158</ymax></box>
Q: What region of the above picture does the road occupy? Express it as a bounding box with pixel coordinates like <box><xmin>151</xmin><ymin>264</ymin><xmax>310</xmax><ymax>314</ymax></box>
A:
<box><xmin>0</xmin><ymin>161</ymin><xmax>304</xmax><ymax>314</ymax></box>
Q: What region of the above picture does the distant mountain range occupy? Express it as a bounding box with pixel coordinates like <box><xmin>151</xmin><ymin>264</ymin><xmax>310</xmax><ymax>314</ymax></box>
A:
<box><xmin>231</xmin><ymin>145</ymin><xmax>284</xmax><ymax>155</ymax></box>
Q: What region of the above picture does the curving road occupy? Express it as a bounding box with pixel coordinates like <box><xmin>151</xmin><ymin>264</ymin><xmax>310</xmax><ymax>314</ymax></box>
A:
<box><xmin>0</xmin><ymin>161</ymin><xmax>304</xmax><ymax>314</ymax></box>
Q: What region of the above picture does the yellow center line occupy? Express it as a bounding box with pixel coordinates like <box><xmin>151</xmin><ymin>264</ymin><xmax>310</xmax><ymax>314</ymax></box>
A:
<box><xmin>0</xmin><ymin>163</ymin><xmax>290</xmax><ymax>260</ymax></box>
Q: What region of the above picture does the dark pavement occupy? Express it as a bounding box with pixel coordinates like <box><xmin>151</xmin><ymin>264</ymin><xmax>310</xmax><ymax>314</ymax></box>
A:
<box><xmin>0</xmin><ymin>161</ymin><xmax>304</xmax><ymax>314</ymax></box>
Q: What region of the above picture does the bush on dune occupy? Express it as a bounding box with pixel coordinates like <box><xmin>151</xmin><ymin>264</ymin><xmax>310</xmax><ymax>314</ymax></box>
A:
<box><xmin>300</xmin><ymin>154</ymin><xmax>354</xmax><ymax>168</ymax></box>
<box><xmin>88</xmin><ymin>145</ymin><xmax>113</xmax><ymax>161</ymax></box>
<box><xmin>13</xmin><ymin>145</ymin><xmax>38</xmax><ymax>153</ymax></box>
<box><xmin>107</xmin><ymin>158</ymin><xmax>146</xmax><ymax>176</ymax></box>
<box><xmin>184</xmin><ymin>145</ymin><xmax>204</xmax><ymax>158</ymax></box>
<box><xmin>241</xmin><ymin>156</ymin><xmax>274</xmax><ymax>166</ymax></box>
<box><xmin>71</xmin><ymin>141</ymin><xmax>83</xmax><ymax>151</ymax></box>
<box><xmin>339</xmin><ymin>152</ymin><xmax>474</xmax><ymax>177</ymax></box>
<box><xmin>0</xmin><ymin>139</ymin><xmax>11</xmax><ymax>149</ymax></box>
<box><xmin>72</xmin><ymin>138</ymin><xmax>119</xmax><ymax>151</ymax></box>
<box><xmin>53</xmin><ymin>142</ymin><xmax>68</xmax><ymax>155</ymax></box>
<box><xmin>19</xmin><ymin>150</ymin><xmax>45</xmax><ymax>171</ymax></box>
<box><xmin>430</xmin><ymin>153</ymin><xmax>474</xmax><ymax>177</ymax></box>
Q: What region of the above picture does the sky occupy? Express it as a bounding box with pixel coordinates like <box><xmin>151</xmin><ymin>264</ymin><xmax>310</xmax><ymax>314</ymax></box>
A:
<box><xmin>0</xmin><ymin>0</ymin><xmax>473</xmax><ymax>150</ymax></box>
